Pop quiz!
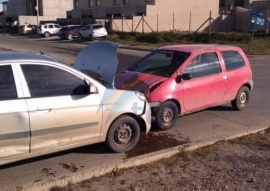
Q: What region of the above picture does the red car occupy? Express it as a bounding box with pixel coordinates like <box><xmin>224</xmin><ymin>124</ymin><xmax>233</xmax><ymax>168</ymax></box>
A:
<box><xmin>115</xmin><ymin>44</ymin><xmax>253</xmax><ymax>130</ymax></box>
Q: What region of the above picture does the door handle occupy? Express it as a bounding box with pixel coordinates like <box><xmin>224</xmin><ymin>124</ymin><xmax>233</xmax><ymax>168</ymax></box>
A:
<box><xmin>36</xmin><ymin>108</ymin><xmax>52</xmax><ymax>113</ymax></box>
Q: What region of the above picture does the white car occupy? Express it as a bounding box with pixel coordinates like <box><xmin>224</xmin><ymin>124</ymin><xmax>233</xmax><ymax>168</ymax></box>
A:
<box><xmin>0</xmin><ymin>42</ymin><xmax>151</xmax><ymax>165</ymax></box>
<box><xmin>37</xmin><ymin>23</ymin><xmax>62</xmax><ymax>37</ymax></box>
<box><xmin>80</xmin><ymin>24</ymin><xmax>108</xmax><ymax>41</ymax></box>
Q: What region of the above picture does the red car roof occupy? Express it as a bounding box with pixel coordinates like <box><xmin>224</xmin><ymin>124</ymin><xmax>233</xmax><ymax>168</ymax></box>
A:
<box><xmin>159</xmin><ymin>44</ymin><xmax>241</xmax><ymax>53</ymax></box>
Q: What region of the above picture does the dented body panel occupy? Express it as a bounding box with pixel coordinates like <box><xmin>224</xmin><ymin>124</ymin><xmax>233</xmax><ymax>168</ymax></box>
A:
<box><xmin>0</xmin><ymin>51</ymin><xmax>151</xmax><ymax>165</ymax></box>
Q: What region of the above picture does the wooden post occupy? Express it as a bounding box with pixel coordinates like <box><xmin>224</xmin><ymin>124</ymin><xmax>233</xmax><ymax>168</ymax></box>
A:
<box><xmin>208</xmin><ymin>11</ymin><xmax>212</xmax><ymax>36</ymax></box>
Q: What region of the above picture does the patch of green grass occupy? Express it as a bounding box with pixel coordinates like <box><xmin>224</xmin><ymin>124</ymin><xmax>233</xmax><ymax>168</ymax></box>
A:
<box><xmin>108</xmin><ymin>31</ymin><xmax>270</xmax><ymax>55</ymax></box>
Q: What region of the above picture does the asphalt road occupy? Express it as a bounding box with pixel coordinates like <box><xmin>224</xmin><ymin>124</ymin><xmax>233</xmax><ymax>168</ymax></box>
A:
<box><xmin>0</xmin><ymin>34</ymin><xmax>269</xmax><ymax>191</ymax></box>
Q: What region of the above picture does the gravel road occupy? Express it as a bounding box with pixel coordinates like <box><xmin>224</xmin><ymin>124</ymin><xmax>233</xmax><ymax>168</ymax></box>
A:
<box><xmin>51</xmin><ymin>128</ymin><xmax>270</xmax><ymax>191</ymax></box>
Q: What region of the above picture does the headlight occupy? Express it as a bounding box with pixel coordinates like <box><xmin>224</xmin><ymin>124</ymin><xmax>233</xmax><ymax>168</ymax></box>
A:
<box><xmin>136</xmin><ymin>91</ymin><xmax>146</xmax><ymax>101</ymax></box>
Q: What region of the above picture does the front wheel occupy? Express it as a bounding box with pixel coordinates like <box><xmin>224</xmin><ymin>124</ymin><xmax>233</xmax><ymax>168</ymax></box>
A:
<box><xmin>44</xmin><ymin>32</ymin><xmax>50</xmax><ymax>38</ymax></box>
<box><xmin>106</xmin><ymin>115</ymin><xmax>140</xmax><ymax>153</ymax></box>
<box><xmin>67</xmin><ymin>33</ymin><xmax>73</xmax><ymax>40</ymax></box>
<box><xmin>231</xmin><ymin>86</ymin><xmax>250</xmax><ymax>110</ymax></box>
<box><xmin>155</xmin><ymin>101</ymin><xmax>178</xmax><ymax>130</ymax></box>
<box><xmin>89</xmin><ymin>35</ymin><xmax>94</xmax><ymax>41</ymax></box>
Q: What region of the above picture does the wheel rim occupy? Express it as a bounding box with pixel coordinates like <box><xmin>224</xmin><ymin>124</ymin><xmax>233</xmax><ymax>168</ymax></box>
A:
<box><xmin>68</xmin><ymin>34</ymin><xmax>72</xmax><ymax>40</ymax></box>
<box><xmin>162</xmin><ymin>107</ymin><xmax>174</xmax><ymax>124</ymax></box>
<box><xmin>114</xmin><ymin>124</ymin><xmax>132</xmax><ymax>145</ymax></box>
<box><xmin>239</xmin><ymin>91</ymin><xmax>247</xmax><ymax>104</ymax></box>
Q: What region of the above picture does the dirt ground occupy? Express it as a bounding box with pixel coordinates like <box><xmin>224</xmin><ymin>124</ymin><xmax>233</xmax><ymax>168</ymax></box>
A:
<box><xmin>52</xmin><ymin>129</ymin><xmax>270</xmax><ymax>191</ymax></box>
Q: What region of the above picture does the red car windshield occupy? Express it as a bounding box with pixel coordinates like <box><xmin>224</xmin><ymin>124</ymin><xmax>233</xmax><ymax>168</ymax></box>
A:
<box><xmin>128</xmin><ymin>50</ymin><xmax>190</xmax><ymax>77</ymax></box>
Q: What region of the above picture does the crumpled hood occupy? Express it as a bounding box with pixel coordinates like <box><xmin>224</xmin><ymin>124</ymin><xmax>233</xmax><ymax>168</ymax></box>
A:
<box><xmin>74</xmin><ymin>41</ymin><xmax>119</xmax><ymax>88</ymax></box>
<box><xmin>115</xmin><ymin>71</ymin><xmax>167</xmax><ymax>94</ymax></box>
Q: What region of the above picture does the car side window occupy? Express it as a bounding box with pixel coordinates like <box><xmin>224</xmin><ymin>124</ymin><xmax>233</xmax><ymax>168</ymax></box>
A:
<box><xmin>183</xmin><ymin>52</ymin><xmax>221</xmax><ymax>78</ymax></box>
<box><xmin>54</xmin><ymin>24</ymin><xmax>61</xmax><ymax>28</ymax></box>
<box><xmin>221</xmin><ymin>50</ymin><xmax>245</xmax><ymax>71</ymax></box>
<box><xmin>48</xmin><ymin>25</ymin><xmax>54</xmax><ymax>28</ymax></box>
<box><xmin>93</xmin><ymin>25</ymin><xmax>102</xmax><ymax>29</ymax></box>
<box><xmin>0</xmin><ymin>65</ymin><xmax>17</xmax><ymax>100</ymax></box>
<box><xmin>21</xmin><ymin>65</ymin><xmax>88</xmax><ymax>97</ymax></box>
<box><xmin>44</xmin><ymin>25</ymin><xmax>47</xmax><ymax>29</ymax></box>
<box><xmin>85</xmin><ymin>26</ymin><xmax>90</xmax><ymax>30</ymax></box>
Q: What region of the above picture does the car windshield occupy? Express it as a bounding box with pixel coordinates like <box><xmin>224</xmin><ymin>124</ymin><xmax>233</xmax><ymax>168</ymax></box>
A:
<box><xmin>127</xmin><ymin>50</ymin><xmax>190</xmax><ymax>77</ymax></box>
<box><xmin>80</xmin><ymin>69</ymin><xmax>109</xmax><ymax>88</ymax></box>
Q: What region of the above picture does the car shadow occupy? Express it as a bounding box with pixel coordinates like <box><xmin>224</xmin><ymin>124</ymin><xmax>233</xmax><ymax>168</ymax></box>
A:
<box><xmin>207</xmin><ymin>105</ymin><xmax>235</xmax><ymax>111</ymax></box>
<box><xmin>0</xmin><ymin>142</ymin><xmax>112</xmax><ymax>170</ymax></box>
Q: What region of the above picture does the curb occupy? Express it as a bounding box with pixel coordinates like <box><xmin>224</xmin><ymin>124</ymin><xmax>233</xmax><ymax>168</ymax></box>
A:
<box><xmin>22</xmin><ymin>126</ymin><xmax>269</xmax><ymax>191</ymax></box>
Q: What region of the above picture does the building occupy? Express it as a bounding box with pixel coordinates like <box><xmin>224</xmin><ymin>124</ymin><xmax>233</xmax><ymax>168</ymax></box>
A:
<box><xmin>5</xmin><ymin>0</ymin><xmax>73</xmax><ymax>26</ymax></box>
<box><xmin>65</xmin><ymin>0</ymin><xmax>270</xmax><ymax>33</ymax></box>
<box><xmin>0</xmin><ymin>0</ymin><xmax>8</xmax><ymax>26</ymax></box>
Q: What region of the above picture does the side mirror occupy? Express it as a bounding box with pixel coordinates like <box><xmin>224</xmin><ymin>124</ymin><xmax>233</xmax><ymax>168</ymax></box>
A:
<box><xmin>182</xmin><ymin>73</ymin><xmax>193</xmax><ymax>80</ymax></box>
<box><xmin>89</xmin><ymin>83</ymin><xmax>98</xmax><ymax>94</ymax></box>
<box><xmin>175</xmin><ymin>73</ymin><xmax>192</xmax><ymax>83</ymax></box>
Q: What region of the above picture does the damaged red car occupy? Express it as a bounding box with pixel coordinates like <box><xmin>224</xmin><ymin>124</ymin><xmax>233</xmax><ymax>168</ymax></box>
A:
<box><xmin>115</xmin><ymin>44</ymin><xmax>253</xmax><ymax>130</ymax></box>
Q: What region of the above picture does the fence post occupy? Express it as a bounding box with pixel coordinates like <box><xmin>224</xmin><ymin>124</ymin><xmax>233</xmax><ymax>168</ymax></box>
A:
<box><xmin>209</xmin><ymin>11</ymin><xmax>212</xmax><ymax>36</ymax></box>
<box><xmin>142</xmin><ymin>14</ymin><xmax>145</xmax><ymax>34</ymax></box>
<box><xmin>189</xmin><ymin>11</ymin><xmax>191</xmax><ymax>34</ymax></box>
<box><xmin>132</xmin><ymin>15</ymin><xmax>134</xmax><ymax>33</ymax></box>
<box><xmin>173</xmin><ymin>12</ymin><xmax>175</xmax><ymax>33</ymax></box>
<box><xmin>122</xmin><ymin>15</ymin><xmax>124</xmax><ymax>32</ymax></box>
<box><xmin>157</xmin><ymin>13</ymin><xmax>159</xmax><ymax>33</ymax></box>
<box><xmin>267</xmin><ymin>10</ymin><xmax>269</xmax><ymax>34</ymax></box>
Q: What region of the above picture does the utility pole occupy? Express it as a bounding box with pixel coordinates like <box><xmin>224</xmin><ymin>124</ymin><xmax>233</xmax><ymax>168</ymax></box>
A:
<box><xmin>35</xmin><ymin>0</ymin><xmax>39</xmax><ymax>26</ymax></box>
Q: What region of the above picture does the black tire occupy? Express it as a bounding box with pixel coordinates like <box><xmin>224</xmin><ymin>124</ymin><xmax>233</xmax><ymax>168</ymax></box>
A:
<box><xmin>44</xmin><ymin>32</ymin><xmax>50</xmax><ymax>38</ymax></box>
<box><xmin>67</xmin><ymin>33</ymin><xmax>73</xmax><ymax>40</ymax></box>
<box><xmin>155</xmin><ymin>101</ymin><xmax>178</xmax><ymax>130</ymax></box>
<box><xmin>231</xmin><ymin>86</ymin><xmax>250</xmax><ymax>110</ymax></box>
<box><xmin>89</xmin><ymin>35</ymin><xmax>94</xmax><ymax>41</ymax></box>
<box><xmin>106</xmin><ymin>115</ymin><xmax>140</xmax><ymax>153</ymax></box>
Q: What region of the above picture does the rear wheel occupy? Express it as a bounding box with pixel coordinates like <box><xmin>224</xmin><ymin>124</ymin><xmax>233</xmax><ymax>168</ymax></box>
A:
<box><xmin>89</xmin><ymin>35</ymin><xmax>94</xmax><ymax>41</ymax></box>
<box><xmin>231</xmin><ymin>86</ymin><xmax>250</xmax><ymax>110</ymax></box>
<box><xmin>67</xmin><ymin>33</ymin><xmax>73</xmax><ymax>40</ymax></box>
<box><xmin>44</xmin><ymin>32</ymin><xmax>50</xmax><ymax>38</ymax></box>
<box><xmin>155</xmin><ymin>101</ymin><xmax>178</xmax><ymax>130</ymax></box>
<box><xmin>106</xmin><ymin>115</ymin><xmax>140</xmax><ymax>153</ymax></box>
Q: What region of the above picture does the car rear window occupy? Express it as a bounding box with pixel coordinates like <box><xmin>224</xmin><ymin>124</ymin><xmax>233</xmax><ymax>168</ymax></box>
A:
<box><xmin>93</xmin><ymin>25</ymin><xmax>103</xmax><ymax>29</ymax></box>
<box><xmin>221</xmin><ymin>51</ymin><xmax>245</xmax><ymax>71</ymax></box>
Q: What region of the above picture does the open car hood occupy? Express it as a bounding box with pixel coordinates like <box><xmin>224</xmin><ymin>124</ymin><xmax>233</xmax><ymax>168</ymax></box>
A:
<box><xmin>74</xmin><ymin>41</ymin><xmax>120</xmax><ymax>88</ymax></box>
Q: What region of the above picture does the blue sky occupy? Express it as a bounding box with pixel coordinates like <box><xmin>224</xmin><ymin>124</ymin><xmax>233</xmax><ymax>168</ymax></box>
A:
<box><xmin>0</xmin><ymin>0</ymin><xmax>8</xmax><ymax>3</ymax></box>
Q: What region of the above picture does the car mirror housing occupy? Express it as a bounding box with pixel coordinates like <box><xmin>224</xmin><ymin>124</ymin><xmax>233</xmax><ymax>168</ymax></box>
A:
<box><xmin>176</xmin><ymin>73</ymin><xmax>192</xmax><ymax>83</ymax></box>
<box><xmin>89</xmin><ymin>83</ymin><xmax>98</xmax><ymax>94</ymax></box>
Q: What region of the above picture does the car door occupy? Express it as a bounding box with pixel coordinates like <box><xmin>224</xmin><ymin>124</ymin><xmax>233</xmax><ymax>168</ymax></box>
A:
<box><xmin>181</xmin><ymin>52</ymin><xmax>227</xmax><ymax>111</ymax></box>
<box><xmin>54</xmin><ymin>24</ymin><xmax>61</xmax><ymax>34</ymax></box>
<box><xmin>220</xmin><ymin>50</ymin><xmax>249</xmax><ymax>101</ymax></box>
<box><xmin>0</xmin><ymin>64</ymin><xmax>30</xmax><ymax>158</ymax></box>
<box><xmin>81</xmin><ymin>25</ymin><xmax>90</xmax><ymax>38</ymax></box>
<box><xmin>20</xmin><ymin>63</ymin><xmax>102</xmax><ymax>152</ymax></box>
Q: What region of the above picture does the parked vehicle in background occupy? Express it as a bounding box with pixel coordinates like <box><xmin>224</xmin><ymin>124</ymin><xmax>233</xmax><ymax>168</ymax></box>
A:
<box><xmin>115</xmin><ymin>44</ymin><xmax>253</xmax><ymax>130</ymax></box>
<box><xmin>0</xmin><ymin>41</ymin><xmax>151</xmax><ymax>166</ymax></box>
<box><xmin>80</xmin><ymin>24</ymin><xmax>107</xmax><ymax>41</ymax></box>
<box><xmin>58</xmin><ymin>25</ymin><xmax>81</xmax><ymax>40</ymax></box>
<box><xmin>37</xmin><ymin>23</ymin><xmax>61</xmax><ymax>37</ymax></box>
<box><xmin>19</xmin><ymin>24</ymin><xmax>37</xmax><ymax>35</ymax></box>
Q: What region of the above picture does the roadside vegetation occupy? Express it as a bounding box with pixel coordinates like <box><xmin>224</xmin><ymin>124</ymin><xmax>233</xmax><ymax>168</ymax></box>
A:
<box><xmin>50</xmin><ymin>128</ymin><xmax>270</xmax><ymax>191</ymax></box>
<box><xmin>106</xmin><ymin>31</ymin><xmax>270</xmax><ymax>55</ymax></box>
<box><xmin>1</xmin><ymin>26</ymin><xmax>270</xmax><ymax>55</ymax></box>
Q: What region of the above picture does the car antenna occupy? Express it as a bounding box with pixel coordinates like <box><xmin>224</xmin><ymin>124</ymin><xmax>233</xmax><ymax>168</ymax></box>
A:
<box><xmin>39</xmin><ymin>51</ymin><xmax>44</xmax><ymax>55</ymax></box>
